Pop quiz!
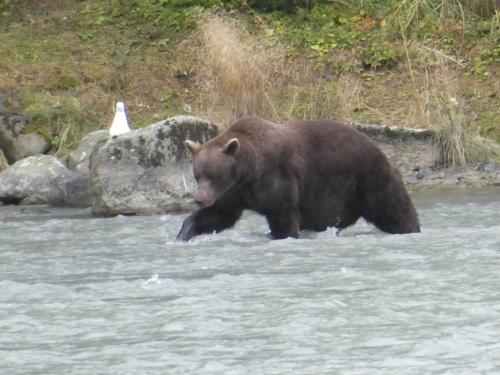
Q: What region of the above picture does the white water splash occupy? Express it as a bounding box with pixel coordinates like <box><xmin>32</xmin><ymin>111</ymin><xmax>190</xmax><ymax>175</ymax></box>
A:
<box><xmin>142</xmin><ymin>273</ymin><xmax>162</xmax><ymax>286</ymax></box>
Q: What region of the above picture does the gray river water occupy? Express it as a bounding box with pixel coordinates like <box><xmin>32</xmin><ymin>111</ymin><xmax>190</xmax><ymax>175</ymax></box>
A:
<box><xmin>1</xmin><ymin>189</ymin><xmax>499</xmax><ymax>374</ymax></box>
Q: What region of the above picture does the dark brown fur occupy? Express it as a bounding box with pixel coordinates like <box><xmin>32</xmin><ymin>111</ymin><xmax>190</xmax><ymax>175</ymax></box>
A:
<box><xmin>177</xmin><ymin>117</ymin><xmax>420</xmax><ymax>241</ymax></box>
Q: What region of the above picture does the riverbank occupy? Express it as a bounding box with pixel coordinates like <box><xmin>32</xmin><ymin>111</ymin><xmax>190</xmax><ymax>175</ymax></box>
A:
<box><xmin>350</xmin><ymin>123</ymin><xmax>500</xmax><ymax>190</ymax></box>
<box><xmin>1</xmin><ymin>176</ymin><xmax>498</xmax><ymax>222</ymax></box>
<box><xmin>0</xmin><ymin>1</ymin><xmax>498</xmax><ymax>162</ymax></box>
<box><xmin>0</xmin><ymin>118</ymin><xmax>498</xmax><ymax>218</ymax></box>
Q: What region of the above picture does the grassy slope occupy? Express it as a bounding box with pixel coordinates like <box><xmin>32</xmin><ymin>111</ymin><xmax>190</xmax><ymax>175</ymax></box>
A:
<box><xmin>0</xmin><ymin>0</ymin><xmax>498</xmax><ymax>162</ymax></box>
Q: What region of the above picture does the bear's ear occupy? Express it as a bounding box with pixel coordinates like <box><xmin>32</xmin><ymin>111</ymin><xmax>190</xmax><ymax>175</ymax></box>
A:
<box><xmin>184</xmin><ymin>140</ymin><xmax>201</xmax><ymax>155</ymax></box>
<box><xmin>223</xmin><ymin>138</ymin><xmax>240</xmax><ymax>156</ymax></box>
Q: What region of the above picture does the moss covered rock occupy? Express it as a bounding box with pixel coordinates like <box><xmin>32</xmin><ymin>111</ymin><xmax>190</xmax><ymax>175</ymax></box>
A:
<box><xmin>90</xmin><ymin>115</ymin><xmax>217</xmax><ymax>216</ymax></box>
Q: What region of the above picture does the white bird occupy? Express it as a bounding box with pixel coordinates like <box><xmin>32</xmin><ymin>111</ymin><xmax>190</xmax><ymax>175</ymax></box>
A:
<box><xmin>109</xmin><ymin>101</ymin><xmax>131</xmax><ymax>136</ymax></box>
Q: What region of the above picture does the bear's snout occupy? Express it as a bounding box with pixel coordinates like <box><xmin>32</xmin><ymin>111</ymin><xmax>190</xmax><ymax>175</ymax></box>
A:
<box><xmin>194</xmin><ymin>190</ymin><xmax>213</xmax><ymax>208</ymax></box>
<box><xmin>194</xmin><ymin>197</ymin><xmax>205</xmax><ymax>207</ymax></box>
<box><xmin>193</xmin><ymin>179</ymin><xmax>217</xmax><ymax>208</ymax></box>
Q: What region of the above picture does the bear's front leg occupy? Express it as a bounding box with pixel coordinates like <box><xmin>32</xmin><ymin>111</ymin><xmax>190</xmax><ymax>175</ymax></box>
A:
<box><xmin>176</xmin><ymin>206</ymin><xmax>243</xmax><ymax>241</ymax></box>
<box><xmin>266</xmin><ymin>210</ymin><xmax>300</xmax><ymax>239</ymax></box>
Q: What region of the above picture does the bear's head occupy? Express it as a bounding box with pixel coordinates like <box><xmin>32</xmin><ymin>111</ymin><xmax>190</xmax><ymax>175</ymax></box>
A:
<box><xmin>184</xmin><ymin>137</ymin><xmax>240</xmax><ymax>207</ymax></box>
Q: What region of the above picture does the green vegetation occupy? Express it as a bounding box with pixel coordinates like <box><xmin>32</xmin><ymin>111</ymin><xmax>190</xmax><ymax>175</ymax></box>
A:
<box><xmin>0</xmin><ymin>0</ymin><xmax>498</xmax><ymax>164</ymax></box>
<box><xmin>23</xmin><ymin>93</ymin><xmax>92</xmax><ymax>153</ymax></box>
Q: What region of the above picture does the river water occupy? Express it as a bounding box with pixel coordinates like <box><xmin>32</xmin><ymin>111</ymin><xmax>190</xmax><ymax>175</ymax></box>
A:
<box><xmin>1</xmin><ymin>189</ymin><xmax>499</xmax><ymax>374</ymax></box>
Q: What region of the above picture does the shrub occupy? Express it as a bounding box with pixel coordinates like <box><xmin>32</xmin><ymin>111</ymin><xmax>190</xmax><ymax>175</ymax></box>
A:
<box><xmin>362</xmin><ymin>41</ymin><xmax>402</xmax><ymax>68</ymax></box>
<box><xmin>24</xmin><ymin>93</ymin><xmax>92</xmax><ymax>155</ymax></box>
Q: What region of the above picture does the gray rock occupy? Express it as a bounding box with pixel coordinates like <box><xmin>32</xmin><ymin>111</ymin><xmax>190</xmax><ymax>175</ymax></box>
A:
<box><xmin>353</xmin><ymin>123</ymin><xmax>434</xmax><ymax>142</ymax></box>
<box><xmin>477</xmin><ymin>161</ymin><xmax>497</xmax><ymax>173</ymax></box>
<box><xmin>90</xmin><ymin>115</ymin><xmax>217</xmax><ymax>216</ymax></box>
<box><xmin>0</xmin><ymin>154</ymin><xmax>90</xmax><ymax>207</ymax></box>
<box><xmin>65</xmin><ymin>130</ymin><xmax>109</xmax><ymax>174</ymax></box>
<box><xmin>357</xmin><ymin>125</ymin><xmax>439</xmax><ymax>185</ymax></box>
<box><xmin>430</xmin><ymin>172</ymin><xmax>446</xmax><ymax>180</ymax></box>
<box><xmin>0</xmin><ymin>102</ymin><xmax>50</xmax><ymax>163</ymax></box>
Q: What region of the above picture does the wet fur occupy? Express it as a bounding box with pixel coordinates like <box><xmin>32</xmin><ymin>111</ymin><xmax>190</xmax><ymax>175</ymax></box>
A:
<box><xmin>177</xmin><ymin>117</ymin><xmax>420</xmax><ymax>240</ymax></box>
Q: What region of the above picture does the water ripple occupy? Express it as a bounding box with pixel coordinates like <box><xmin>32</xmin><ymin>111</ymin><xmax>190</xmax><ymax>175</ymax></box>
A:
<box><xmin>1</xmin><ymin>189</ymin><xmax>500</xmax><ymax>374</ymax></box>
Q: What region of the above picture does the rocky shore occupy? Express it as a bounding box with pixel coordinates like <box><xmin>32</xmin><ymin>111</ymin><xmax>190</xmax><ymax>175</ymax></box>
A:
<box><xmin>352</xmin><ymin>123</ymin><xmax>500</xmax><ymax>191</ymax></box>
<box><xmin>0</xmin><ymin>112</ymin><xmax>498</xmax><ymax>218</ymax></box>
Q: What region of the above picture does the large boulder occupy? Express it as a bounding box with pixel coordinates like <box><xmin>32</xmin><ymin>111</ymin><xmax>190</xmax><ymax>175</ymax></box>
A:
<box><xmin>90</xmin><ymin>115</ymin><xmax>217</xmax><ymax>216</ymax></box>
<box><xmin>0</xmin><ymin>155</ymin><xmax>91</xmax><ymax>207</ymax></box>
<box><xmin>0</xmin><ymin>95</ymin><xmax>50</xmax><ymax>163</ymax></box>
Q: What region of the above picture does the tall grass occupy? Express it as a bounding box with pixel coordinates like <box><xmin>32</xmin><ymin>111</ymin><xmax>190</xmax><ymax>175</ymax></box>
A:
<box><xmin>334</xmin><ymin>74</ymin><xmax>363</xmax><ymax>124</ymax></box>
<box><xmin>427</xmin><ymin>78</ymin><xmax>468</xmax><ymax>167</ymax></box>
<box><xmin>394</xmin><ymin>0</ymin><xmax>466</xmax><ymax>32</ymax></box>
<box><xmin>394</xmin><ymin>0</ymin><xmax>500</xmax><ymax>34</ymax></box>
<box><xmin>284</xmin><ymin>63</ymin><xmax>339</xmax><ymax>120</ymax></box>
<box><xmin>0</xmin><ymin>149</ymin><xmax>9</xmax><ymax>171</ymax></box>
<box><xmin>402</xmin><ymin>44</ymin><xmax>500</xmax><ymax>166</ymax></box>
<box><xmin>194</xmin><ymin>13</ymin><xmax>285</xmax><ymax>123</ymax></box>
<box><xmin>192</xmin><ymin>13</ymin><xmax>339</xmax><ymax>125</ymax></box>
<box><xmin>427</xmin><ymin>81</ymin><xmax>500</xmax><ymax>166</ymax></box>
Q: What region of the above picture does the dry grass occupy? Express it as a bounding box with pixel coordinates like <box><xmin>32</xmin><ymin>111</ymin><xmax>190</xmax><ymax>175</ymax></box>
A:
<box><xmin>283</xmin><ymin>62</ymin><xmax>339</xmax><ymax>121</ymax></box>
<box><xmin>401</xmin><ymin>43</ymin><xmax>499</xmax><ymax>166</ymax></box>
<box><xmin>0</xmin><ymin>150</ymin><xmax>9</xmax><ymax>172</ymax></box>
<box><xmin>424</xmin><ymin>73</ymin><xmax>500</xmax><ymax>166</ymax></box>
<box><xmin>394</xmin><ymin>0</ymin><xmax>466</xmax><ymax>31</ymax></box>
<box><xmin>404</xmin><ymin>42</ymin><xmax>470</xmax><ymax>166</ymax></box>
<box><xmin>190</xmin><ymin>13</ymin><xmax>498</xmax><ymax>165</ymax></box>
<box><xmin>191</xmin><ymin>13</ymin><xmax>340</xmax><ymax>126</ymax></box>
<box><xmin>426</xmin><ymin>74</ymin><xmax>469</xmax><ymax>167</ymax></box>
<box><xmin>193</xmin><ymin>13</ymin><xmax>285</xmax><ymax>125</ymax></box>
<box><xmin>333</xmin><ymin>73</ymin><xmax>363</xmax><ymax>124</ymax></box>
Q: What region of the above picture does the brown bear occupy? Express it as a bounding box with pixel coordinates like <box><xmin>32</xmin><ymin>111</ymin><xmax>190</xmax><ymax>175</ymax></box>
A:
<box><xmin>177</xmin><ymin>117</ymin><xmax>420</xmax><ymax>241</ymax></box>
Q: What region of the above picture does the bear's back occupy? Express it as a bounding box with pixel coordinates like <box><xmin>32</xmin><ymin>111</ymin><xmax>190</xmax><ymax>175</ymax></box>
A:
<box><xmin>288</xmin><ymin>120</ymin><xmax>385</xmax><ymax>174</ymax></box>
<box><xmin>224</xmin><ymin>118</ymin><xmax>387</xmax><ymax>178</ymax></box>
